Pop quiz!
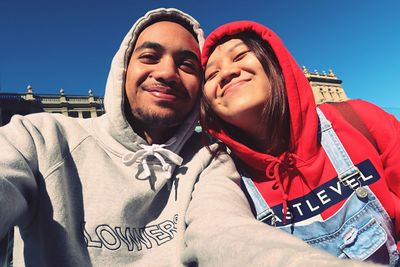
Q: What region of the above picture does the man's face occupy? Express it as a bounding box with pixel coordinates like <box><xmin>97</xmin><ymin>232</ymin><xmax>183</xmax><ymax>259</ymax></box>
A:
<box><xmin>125</xmin><ymin>21</ymin><xmax>201</xmax><ymax>128</ymax></box>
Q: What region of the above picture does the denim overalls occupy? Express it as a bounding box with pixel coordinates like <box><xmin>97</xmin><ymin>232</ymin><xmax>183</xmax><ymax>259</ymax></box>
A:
<box><xmin>241</xmin><ymin>107</ymin><xmax>399</xmax><ymax>266</ymax></box>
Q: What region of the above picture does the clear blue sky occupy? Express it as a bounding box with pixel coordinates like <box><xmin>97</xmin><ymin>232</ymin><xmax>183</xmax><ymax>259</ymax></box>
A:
<box><xmin>1</xmin><ymin>0</ymin><xmax>399</xmax><ymax>118</ymax></box>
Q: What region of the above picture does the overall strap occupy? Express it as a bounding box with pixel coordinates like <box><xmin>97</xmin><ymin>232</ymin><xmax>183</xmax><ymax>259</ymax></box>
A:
<box><xmin>234</xmin><ymin>157</ymin><xmax>276</xmax><ymax>225</ymax></box>
<box><xmin>241</xmin><ymin>174</ymin><xmax>276</xmax><ymax>225</ymax></box>
<box><xmin>317</xmin><ymin>107</ymin><xmax>368</xmax><ymax>198</ymax></box>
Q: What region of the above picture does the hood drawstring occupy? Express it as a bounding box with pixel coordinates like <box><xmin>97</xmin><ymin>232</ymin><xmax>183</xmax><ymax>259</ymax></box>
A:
<box><xmin>264</xmin><ymin>152</ymin><xmax>297</xmax><ymax>225</ymax></box>
<box><xmin>122</xmin><ymin>137</ymin><xmax>183</xmax><ymax>190</ymax></box>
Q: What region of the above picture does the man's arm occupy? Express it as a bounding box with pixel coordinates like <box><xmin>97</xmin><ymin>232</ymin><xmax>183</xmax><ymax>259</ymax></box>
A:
<box><xmin>183</xmin><ymin>152</ymin><xmax>380</xmax><ymax>266</ymax></box>
<box><xmin>0</xmin><ymin>115</ymin><xmax>45</xmax><ymax>238</ymax></box>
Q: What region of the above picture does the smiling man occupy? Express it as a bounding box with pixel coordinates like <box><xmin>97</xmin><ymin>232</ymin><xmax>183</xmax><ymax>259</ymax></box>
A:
<box><xmin>0</xmin><ymin>8</ymin><xmax>214</xmax><ymax>267</ymax></box>
<box><xmin>125</xmin><ymin>20</ymin><xmax>201</xmax><ymax>144</ymax></box>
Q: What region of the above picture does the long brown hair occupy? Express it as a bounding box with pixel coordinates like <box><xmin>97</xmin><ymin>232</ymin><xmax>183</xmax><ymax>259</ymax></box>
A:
<box><xmin>200</xmin><ymin>31</ymin><xmax>290</xmax><ymax>156</ymax></box>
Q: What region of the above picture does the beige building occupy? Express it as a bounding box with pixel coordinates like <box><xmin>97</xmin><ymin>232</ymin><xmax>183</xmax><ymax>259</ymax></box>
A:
<box><xmin>0</xmin><ymin>86</ymin><xmax>104</xmax><ymax>126</ymax></box>
<box><xmin>302</xmin><ymin>66</ymin><xmax>348</xmax><ymax>104</ymax></box>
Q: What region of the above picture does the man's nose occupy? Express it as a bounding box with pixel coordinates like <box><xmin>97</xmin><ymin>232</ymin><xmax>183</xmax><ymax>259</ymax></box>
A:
<box><xmin>152</xmin><ymin>58</ymin><xmax>179</xmax><ymax>83</ymax></box>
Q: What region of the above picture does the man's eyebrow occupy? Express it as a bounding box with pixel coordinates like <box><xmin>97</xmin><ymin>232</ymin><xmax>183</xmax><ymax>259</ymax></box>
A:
<box><xmin>206</xmin><ymin>42</ymin><xmax>245</xmax><ymax>69</ymax></box>
<box><xmin>134</xmin><ymin>42</ymin><xmax>199</xmax><ymax>64</ymax></box>
<box><xmin>134</xmin><ymin>41</ymin><xmax>164</xmax><ymax>52</ymax></box>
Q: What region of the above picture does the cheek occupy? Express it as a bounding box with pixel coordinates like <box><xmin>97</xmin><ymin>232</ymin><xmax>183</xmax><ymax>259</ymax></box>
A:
<box><xmin>124</xmin><ymin>74</ymin><xmax>134</xmax><ymax>99</ymax></box>
<box><xmin>190</xmin><ymin>80</ymin><xmax>201</xmax><ymax>98</ymax></box>
<box><xmin>124</xmin><ymin>87</ymin><xmax>136</xmax><ymax>110</ymax></box>
<box><xmin>126</xmin><ymin>64</ymin><xmax>149</xmax><ymax>88</ymax></box>
<box><xmin>203</xmin><ymin>83</ymin><xmax>217</xmax><ymax>101</ymax></box>
<box><xmin>181</xmin><ymin>74</ymin><xmax>201</xmax><ymax>96</ymax></box>
<box><xmin>125</xmin><ymin>66</ymin><xmax>145</xmax><ymax>106</ymax></box>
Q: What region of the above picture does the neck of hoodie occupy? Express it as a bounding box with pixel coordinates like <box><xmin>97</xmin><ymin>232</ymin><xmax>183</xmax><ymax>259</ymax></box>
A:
<box><xmin>222</xmin><ymin>116</ymin><xmax>290</xmax><ymax>157</ymax></box>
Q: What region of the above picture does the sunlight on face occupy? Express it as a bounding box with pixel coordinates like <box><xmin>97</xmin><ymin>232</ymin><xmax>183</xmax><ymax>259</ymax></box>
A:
<box><xmin>203</xmin><ymin>38</ymin><xmax>272</xmax><ymax>132</ymax></box>
<box><xmin>125</xmin><ymin>21</ymin><xmax>201</xmax><ymax>128</ymax></box>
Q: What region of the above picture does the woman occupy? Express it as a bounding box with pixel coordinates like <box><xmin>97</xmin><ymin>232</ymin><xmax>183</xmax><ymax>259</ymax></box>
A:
<box><xmin>200</xmin><ymin>21</ymin><xmax>400</xmax><ymax>265</ymax></box>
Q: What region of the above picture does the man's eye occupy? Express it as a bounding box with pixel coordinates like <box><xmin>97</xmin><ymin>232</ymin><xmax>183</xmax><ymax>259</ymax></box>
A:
<box><xmin>180</xmin><ymin>60</ymin><xmax>199</xmax><ymax>74</ymax></box>
<box><xmin>138</xmin><ymin>53</ymin><xmax>159</xmax><ymax>63</ymax></box>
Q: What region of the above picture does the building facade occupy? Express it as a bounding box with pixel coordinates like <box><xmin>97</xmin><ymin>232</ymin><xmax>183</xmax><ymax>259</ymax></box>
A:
<box><xmin>302</xmin><ymin>66</ymin><xmax>348</xmax><ymax>104</ymax></box>
<box><xmin>0</xmin><ymin>86</ymin><xmax>104</xmax><ymax>126</ymax></box>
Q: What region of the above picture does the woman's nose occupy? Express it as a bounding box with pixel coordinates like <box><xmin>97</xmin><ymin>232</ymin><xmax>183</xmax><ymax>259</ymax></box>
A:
<box><xmin>219</xmin><ymin>65</ymin><xmax>240</xmax><ymax>88</ymax></box>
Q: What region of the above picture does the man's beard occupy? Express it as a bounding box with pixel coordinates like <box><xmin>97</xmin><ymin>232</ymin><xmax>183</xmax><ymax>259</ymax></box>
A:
<box><xmin>131</xmin><ymin>102</ymin><xmax>187</xmax><ymax>128</ymax></box>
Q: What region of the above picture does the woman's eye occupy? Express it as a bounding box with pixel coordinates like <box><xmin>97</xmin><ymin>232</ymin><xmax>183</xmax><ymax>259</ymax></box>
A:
<box><xmin>233</xmin><ymin>51</ymin><xmax>249</xmax><ymax>62</ymax></box>
<box><xmin>205</xmin><ymin>71</ymin><xmax>218</xmax><ymax>82</ymax></box>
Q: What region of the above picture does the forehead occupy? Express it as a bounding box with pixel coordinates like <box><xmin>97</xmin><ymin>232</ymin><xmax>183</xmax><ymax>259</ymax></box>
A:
<box><xmin>206</xmin><ymin>38</ymin><xmax>247</xmax><ymax>68</ymax></box>
<box><xmin>212</xmin><ymin>38</ymin><xmax>246</xmax><ymax>55</ymax></box>
<box><xmin>134</xmin><ymin>21</ymin><xmax>200</xmax><ymax>56</ymax></box>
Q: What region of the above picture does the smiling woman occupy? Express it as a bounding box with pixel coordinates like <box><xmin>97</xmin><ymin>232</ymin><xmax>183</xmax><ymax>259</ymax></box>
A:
<box><xmin>202</xmin><ymin>31</ymin><xmax>289</xmax><ymax>155</ymax></box>
<box><xmin>204</xmin><ymin>38</ymin><xmax>273</xmax><ymax>144</ymax></box>
<box><xmin>199</xmin><ymin>20</ymin><xmax>400</xmax><ymax>266</ymax></box>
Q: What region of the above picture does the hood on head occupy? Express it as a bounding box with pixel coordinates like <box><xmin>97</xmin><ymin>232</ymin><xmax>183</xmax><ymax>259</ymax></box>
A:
<box><xmin>102</xmin><ymin>8</ymin><xmax>204</xmax><ymax>151</ymax></box>
<box><xmin>123</xmin><ymin>8</ymin><xmax>205</xmax><ymax>72</ymax></box>
<box><xmin>201</xmin><ymin>21</ymin><xmax>318</xmax><ymax>160</ymax></box>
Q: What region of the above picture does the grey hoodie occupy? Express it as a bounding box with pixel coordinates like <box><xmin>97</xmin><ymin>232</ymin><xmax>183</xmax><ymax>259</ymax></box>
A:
<box><xmin>0</xmin><ymin>8</ymin><xmax>222</xmax><ymax>267</ymax></box>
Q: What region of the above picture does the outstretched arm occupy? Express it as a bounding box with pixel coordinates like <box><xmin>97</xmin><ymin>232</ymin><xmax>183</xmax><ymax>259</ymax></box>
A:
<box><xmin>0</xmin><ymin>116</ymin><xmax>41</xmax><ymax>239</ymax></box>
<box><xmin>183</xmin><ymin>152</ymin><xmax>380</xmax><ymax>266</ymax></box>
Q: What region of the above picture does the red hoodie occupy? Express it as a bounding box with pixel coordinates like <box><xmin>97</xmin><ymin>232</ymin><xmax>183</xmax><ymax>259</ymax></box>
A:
<box><xmin>201</xmin><ymin>21</ymin><xmax>400</xmax><ymax>247</ymax></box>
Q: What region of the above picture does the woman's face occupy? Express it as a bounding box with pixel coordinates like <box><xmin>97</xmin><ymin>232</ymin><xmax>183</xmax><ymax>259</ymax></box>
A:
<box><xmin>203</xmin><ymin>38</ymin><xmax>272</xmax><ymax>132</ymax></box>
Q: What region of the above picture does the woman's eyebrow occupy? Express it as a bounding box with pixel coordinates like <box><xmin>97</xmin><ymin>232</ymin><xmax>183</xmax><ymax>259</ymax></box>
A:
<box><xmin>206</xmin><ymin>42</ymin><xmax>245</xmax><ymax>69</ymax></box>
<box><xmin>227</xmin><ymin>42</ymin><xmax>245</xmax><ymax>53</ymax></box>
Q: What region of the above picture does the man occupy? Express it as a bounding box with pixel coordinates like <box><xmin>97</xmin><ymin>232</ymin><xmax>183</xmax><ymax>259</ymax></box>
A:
<box><xmin>0</xmin><ymin>8</ymin><xmax>209</xmax><ymax>266</ymax></box>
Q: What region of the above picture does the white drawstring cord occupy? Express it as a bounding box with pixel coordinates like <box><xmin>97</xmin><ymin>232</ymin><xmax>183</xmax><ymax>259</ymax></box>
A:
<box><xmin>122</xmin><ymin>137</ymin><xmax>183</xmax><ymax>188</ymax></box>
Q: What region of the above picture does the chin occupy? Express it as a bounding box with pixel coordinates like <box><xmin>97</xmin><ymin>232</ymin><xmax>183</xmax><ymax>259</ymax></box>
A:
<box><xmin>140</xmin><ymin>111</ymin><xmax>186</xmax><ymax>128</ymax></box>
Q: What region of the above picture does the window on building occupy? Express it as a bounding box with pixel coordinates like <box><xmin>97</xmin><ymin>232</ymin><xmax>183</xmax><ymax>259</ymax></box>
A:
<box><xmin>319</xmin><ymin>87</ymin><xmax>325</xmax><ymax>99</ymax></box>
<box><xmin>68</xmin><ymin>111</ymin><xmax>79</xmax><ymax>118</ymax></box>
<box><xmin>82</xmin><ymin>111</ymin><xmax>91</xmax><ymax>118</ymax></box>
<box><xmin>1</xmin><ymin>110</ymin><xmax>14</xmax><ymax>126</ymax></box>
<box><xmin>336</xmin><ymin>89</ymin><xmax>342</xmax><ymax>99</ymax></box>
<box><xmin>328</xmin><ymin>88</ymin><xmax>334</xmax><ymax>98</ymax></box>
